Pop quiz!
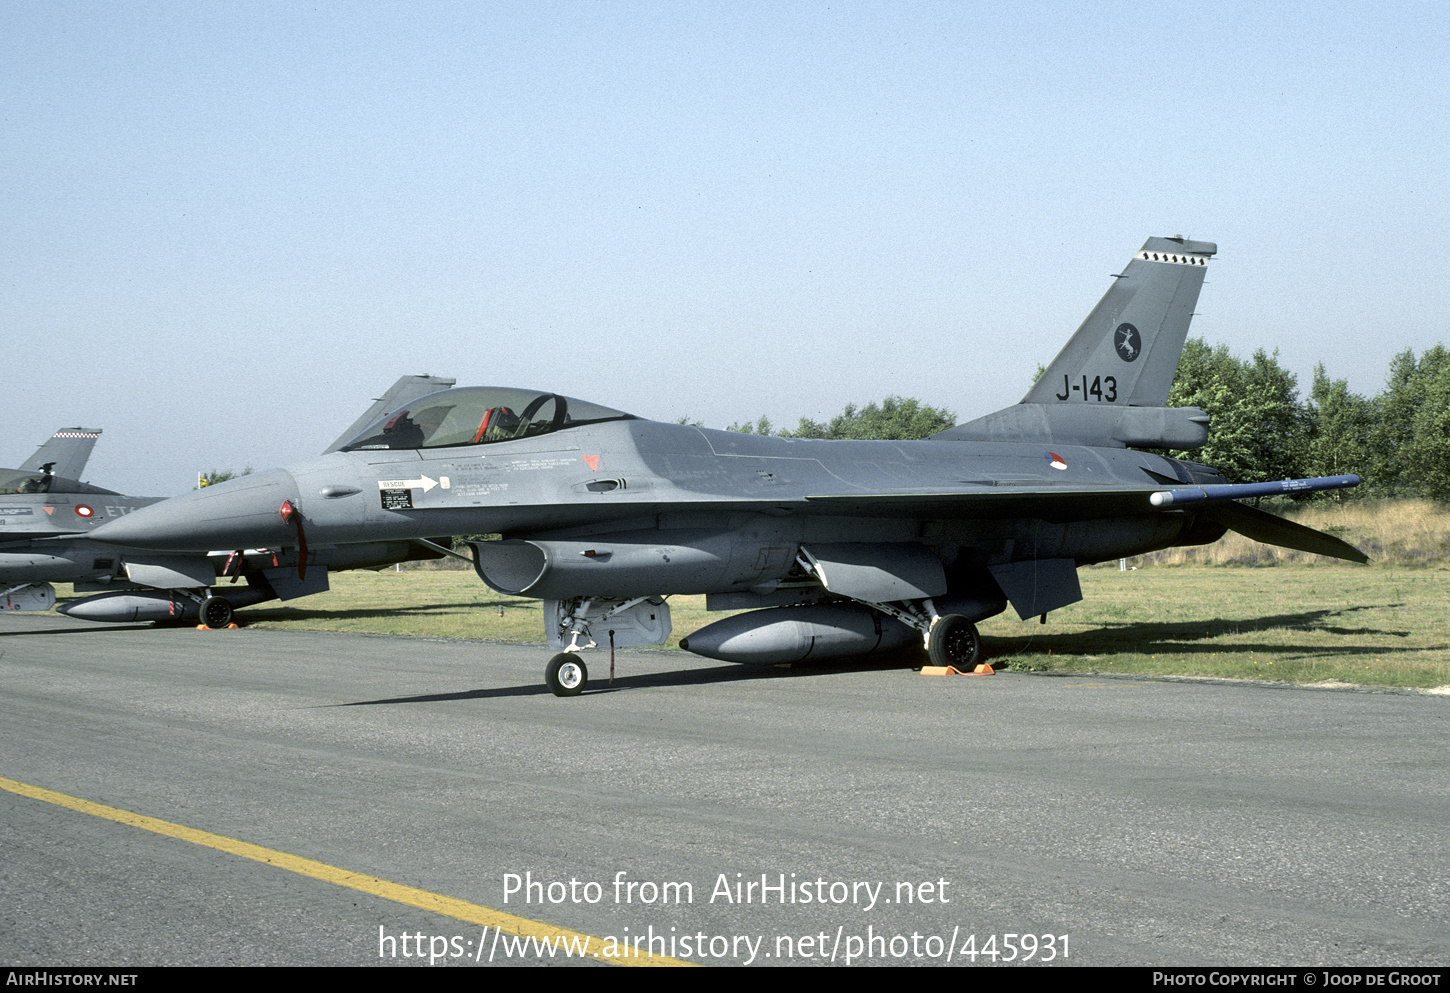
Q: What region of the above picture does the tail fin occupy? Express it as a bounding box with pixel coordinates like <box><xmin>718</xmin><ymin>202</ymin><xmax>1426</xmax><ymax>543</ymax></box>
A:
<box><xmin>1023</xmin><ymin>236</ymin><xmax>1216</xmax><ymax>407</ymax></box>
<box><xmin>19</xmin><ymin>427</ymin><xmax>101</xmax><ymax>481</ymax></box>
<box><xmin>934</xmin><ymin>237</ymin><xmax>1216</xmax><ymax>447</ymax></box>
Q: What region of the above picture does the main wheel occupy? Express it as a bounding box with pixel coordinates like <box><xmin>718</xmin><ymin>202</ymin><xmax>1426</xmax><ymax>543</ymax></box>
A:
<box><xmin>199</xmin><ymin>595</ymin><xmax>234</xmax><ymax>629</ymax></box>
<box><xmin>927</xmin><ymin>614</ymin><xmax>982</xmax><ymax>669</ymax></box>
<box><xmin>545</xmin><ymin>653</ymin><xmax>588</xmax><ymax>697</ymax></box>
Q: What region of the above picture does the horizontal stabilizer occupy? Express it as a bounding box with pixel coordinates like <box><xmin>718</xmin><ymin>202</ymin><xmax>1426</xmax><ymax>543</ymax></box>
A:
<box><xmin>1200</xmin><ymin>501</ymin><xmax>1368</xmax><ymax>563</ymax></box>
<box><xmin>934</xmin><ymin>403</ymin><xmax>1209</xmax><ymax>448</ymax></box>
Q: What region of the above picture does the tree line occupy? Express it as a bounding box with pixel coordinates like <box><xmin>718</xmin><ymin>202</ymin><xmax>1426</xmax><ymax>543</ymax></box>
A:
<box><xmin>717</xmin><ymin>339</ymin><xmax>1450</xmax><ymax>501</ymax></box>
<box><xmin>723</xmin><ymin>396</ymin><xmax>957</xmax><ymax>441</ymax></box>
<box><xmin>1163</xmin><ymin>339</ymin><xmax>1449</xmax><ymax>500</ymax></box>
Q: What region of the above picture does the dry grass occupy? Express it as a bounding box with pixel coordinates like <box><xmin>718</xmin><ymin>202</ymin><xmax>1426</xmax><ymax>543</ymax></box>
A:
<box><xmin>1131</xmin><ymin>498</ymin><xmax>1450</xmax><ymax>568</ymax></box>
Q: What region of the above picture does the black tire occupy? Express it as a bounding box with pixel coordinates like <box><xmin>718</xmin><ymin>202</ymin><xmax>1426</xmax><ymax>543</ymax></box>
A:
<box><xmin>199</xmin><ymin>596</ymin><xmax>234</xmax><ymax>629</ymax></box>
<box><xmin>927</xmin><ymin>614</ymin><xmax>981</xmax><ymax>669</ymax></box>
<box><xmin>545</xmin><ymin>653</ymin><xmax>588</xmax><ymax>697</ymax></box>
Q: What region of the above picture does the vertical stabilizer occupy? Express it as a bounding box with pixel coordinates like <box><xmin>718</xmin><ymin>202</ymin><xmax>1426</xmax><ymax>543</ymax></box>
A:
<box><xmin>19</xmin><ymin>428</ymin><xmax>101</xmax><ymax>480</ymax></box>
<box><xmin>1022</xmin><ymin>237</ymin><xmax>1216</xmax><ymax>407</ymax></box>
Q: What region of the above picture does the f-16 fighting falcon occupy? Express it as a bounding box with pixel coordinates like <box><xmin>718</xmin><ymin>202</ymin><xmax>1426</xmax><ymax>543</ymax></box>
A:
<box><xmin>85</xmin><ymin>238</ymin><xmax>1365</xmax><ymax>694</ymax></box>
<box><xmin>1</xmin><ymin>427</ymin><xmax>165</xmax><ymax>614</ymax></box>
<box><xmin>2</xmin><ymin>377</ymin><xmax>456</xmax><ymax>624</ymax></box>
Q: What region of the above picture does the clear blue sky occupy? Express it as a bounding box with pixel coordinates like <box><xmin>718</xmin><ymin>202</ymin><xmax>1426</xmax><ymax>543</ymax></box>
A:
<box><xmin>5</xmin><ymin>1</ymin><xmax>1447</xmax><ymax>495</ymax></box>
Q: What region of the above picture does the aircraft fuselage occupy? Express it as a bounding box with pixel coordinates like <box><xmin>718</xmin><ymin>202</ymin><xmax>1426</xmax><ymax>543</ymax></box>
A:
<box><xmin>85</xmin><ymin>419</ymin><xmax>1223</xmax><ymax>573</ymax></box>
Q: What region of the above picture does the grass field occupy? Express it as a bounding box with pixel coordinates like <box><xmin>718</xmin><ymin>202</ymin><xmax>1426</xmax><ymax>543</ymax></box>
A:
<box><xmin>1134</xmin><ymin>497</ymin><xmax>1450</xmax><ymax>567</ymax></box>
<box><xmin>214</xmin><ymin>562</ymin><xmax>1450</xmax><ymax>691</ymax></box>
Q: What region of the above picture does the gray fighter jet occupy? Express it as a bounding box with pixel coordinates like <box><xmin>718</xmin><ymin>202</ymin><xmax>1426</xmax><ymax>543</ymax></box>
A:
<box><xmin>1</xmin><ymin>428</ymin><xmax>144</xmax><ymax>612</ymax></box>
<box><xmin>2</xmin><ymin>376</ymin><xmax>456</xmax><ymax>622</ymax></box>
<box><xmin>86</xmin><ymin>238</ymin><xmax>1365</xmax><ymax>694</ymax></box>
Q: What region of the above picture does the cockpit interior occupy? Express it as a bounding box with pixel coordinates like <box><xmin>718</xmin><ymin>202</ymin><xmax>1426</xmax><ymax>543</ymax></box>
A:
<box><xmin>340</xmin><ymin>387</ymin><xmax>635</xmax><ymax>452</ymax></box>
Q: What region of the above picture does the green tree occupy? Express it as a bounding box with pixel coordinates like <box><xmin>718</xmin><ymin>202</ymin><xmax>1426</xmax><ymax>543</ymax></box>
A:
<box><xmin>195</xmin><ymin>466</ymin><xmax>253</xmax><ymax>489</ymax></box>
<box><xmin>1367</xmin><ymin>349</ymin><xmax>1419</xmax><ymax>489</ymax></box>
<box><xmin>725</xmin><ymin>415</ymin><xmax>773</xmax><ymax>435</ymax></box>
<box><xmin>779</xmin><ymin>396</ymin><xmax>956</xmax><ymax>441</ymax></box>
<box><xmin>1305</xmin><ymin>364</ymin><xmax>1374</xmax><ymax>481</ymax></box>
<box><xmin>1165</xmin><ymin>339</ymin><xmax>1307</xmax><ymax>484</ymax></box>
<box><xmin>1366</xmin><ymin>346</ymin><xmax>1450</xmax><ymax>500</ymax></box>
<box><xmin>1243</xmin><ymin>348</ymin><xmax>1311</xmax><ymax>483</ymax></box>
<box><xmin>1413</xmin><ymin>363</ymin><xmax>1450</xmax><ymax>501</ymax></box>
<box><xmin>1367</xmin><ymin>346</ymin><xmax>1450</xmax><ymax>498</ymax></box>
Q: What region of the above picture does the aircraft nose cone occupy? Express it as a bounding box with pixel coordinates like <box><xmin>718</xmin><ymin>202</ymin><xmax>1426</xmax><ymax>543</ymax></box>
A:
<box><xmin>88</xmin><ymin>468</ymin><xmax>302</xmax><ymax>551</ymax></box>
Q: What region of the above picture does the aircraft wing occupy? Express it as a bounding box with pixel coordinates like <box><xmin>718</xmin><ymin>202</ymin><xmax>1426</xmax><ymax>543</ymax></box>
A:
<box><xmin>803</xmin><ymin>474</ymin><xmax>1366</xmax><ymax>562</ymax></box>
<box><xmin>805</xmin><ymin>473</ymin><xmax>1359</xmax><ymax>514</ymax></box>
<box><xmin>803</xmin><ymin>485</ymin><xmax>1184</xmax><ymax>521</ymax></box>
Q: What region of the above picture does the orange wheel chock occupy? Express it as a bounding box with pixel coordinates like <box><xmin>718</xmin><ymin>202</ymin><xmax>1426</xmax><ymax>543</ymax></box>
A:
<box><xmin>920</xmin><ymin>664</ymin><xmax>995</xmax><ymax>676</ymax></box>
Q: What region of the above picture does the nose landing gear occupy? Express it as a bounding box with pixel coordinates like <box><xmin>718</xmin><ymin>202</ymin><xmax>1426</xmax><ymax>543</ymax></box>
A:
<box><xmin>545</xmin><ymin>653</ymin><xmax>588</xmax><ymax>696</ymax></box>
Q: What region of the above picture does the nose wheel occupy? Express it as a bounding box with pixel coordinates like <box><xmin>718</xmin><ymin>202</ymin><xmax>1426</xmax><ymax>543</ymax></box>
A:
<box><xmin>545</xmin><ymin>653</ymin><xmax>588</xmax><ymax>696</ymax></box>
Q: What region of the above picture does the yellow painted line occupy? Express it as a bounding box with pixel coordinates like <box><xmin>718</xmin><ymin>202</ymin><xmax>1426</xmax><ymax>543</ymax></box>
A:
<box><xmin>0</xmin><ymin>775</ymin><xmax>692</xmax><ymax>967</ymax></box>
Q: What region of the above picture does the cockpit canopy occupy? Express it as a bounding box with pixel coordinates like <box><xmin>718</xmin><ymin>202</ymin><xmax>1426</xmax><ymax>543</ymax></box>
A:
<box><xmin>0</xmin><ymin>468</ymin><xmax>118</xmax><ymax>496</ymax></box>
<box><xmin>340</xmin><ymin>387</ymin><xmax>635</xmax><ymax>452</ymax></box>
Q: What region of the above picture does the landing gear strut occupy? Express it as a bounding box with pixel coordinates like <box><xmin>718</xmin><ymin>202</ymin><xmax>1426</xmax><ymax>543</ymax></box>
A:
<box><xmin>790</xmin><ymin>551</ymin><xmax>992</xmax><ymax>671</ymax></box>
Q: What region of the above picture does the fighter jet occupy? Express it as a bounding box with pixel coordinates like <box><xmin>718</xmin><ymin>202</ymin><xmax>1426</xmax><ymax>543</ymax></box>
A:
<box><xmin>2</xmin><ymin>376</ymin><xmax>456</xmax><ymax>623</ymax></box>
<box><xmin>0</xmin><ymin>428</ymin><xmax>151</xmax><ymax>612</ymax></box>
<box><xmin>85</xmin><ymin>238</ymin><xmax>1365</xmax><ymax>694</ymax></box>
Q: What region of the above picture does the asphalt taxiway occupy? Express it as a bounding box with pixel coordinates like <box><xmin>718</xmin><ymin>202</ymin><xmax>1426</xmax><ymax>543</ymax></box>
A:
<box><xmin>1</xmin><ymin>612</ymin><xmax>1446</xmax><ymax>966</ymax></box>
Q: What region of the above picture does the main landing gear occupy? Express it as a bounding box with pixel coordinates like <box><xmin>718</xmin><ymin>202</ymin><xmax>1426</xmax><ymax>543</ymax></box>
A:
<box><xmin>535</xmin><ymin>596</ymin><xmax>983</xmax><ymax>695</ymax></box>
<box><xmin>927</xmin><ymin>614</ymin><xmax>982</xmax><ymax>669</ymax></box>
<box><xmin>837</xmin><ymin>595</ymin><xmax>986</xmax><ymax>671</ymax></box>
<box><xmin>199</xmin><ymin>595</ymin><xmax>235</xmax><ymax>629</ymax></box>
